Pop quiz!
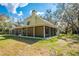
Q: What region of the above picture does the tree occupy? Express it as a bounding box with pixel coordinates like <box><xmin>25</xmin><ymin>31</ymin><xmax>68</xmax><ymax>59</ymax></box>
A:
<box><xmin>0</xmin><ymin>14</ymin><xmax>9</xmax><ymax>33</ymax></box>
<box><xmin>53</xmin><ymin>3</ymin><xmax>79</xmax><ymax>34</ymax></box>
<box><xmin>0</xmin><ymin>14</ymin><xmax>13</xmax><ymax>34</ymax></box>
<box><xmin>43</xmin><ymin>9</ymin><xmax>54</xmax><ymax>23</ymax></box>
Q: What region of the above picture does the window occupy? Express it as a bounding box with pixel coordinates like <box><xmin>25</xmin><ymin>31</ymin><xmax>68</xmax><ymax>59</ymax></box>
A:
<box><xmin>27</xmin><ymin>21</ymin><xmax>30</xmax><ymax>25</ymax></box>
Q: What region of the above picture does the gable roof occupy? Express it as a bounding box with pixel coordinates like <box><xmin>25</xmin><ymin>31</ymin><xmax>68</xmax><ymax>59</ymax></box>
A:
<box><xmin>25</xmin><ymin>12</ymin><xmax>56</xmax><ymax>28</ymax></box>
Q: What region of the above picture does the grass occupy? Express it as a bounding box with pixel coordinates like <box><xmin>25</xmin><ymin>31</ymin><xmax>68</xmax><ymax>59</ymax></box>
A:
<box><xmin>58</xmin><ymin>34</ymin><xmax>79</xmax><ymax>39</ymax></box>
<box><xmin>0</xmin><ymin>34</ymin><xmax>79</xmax><ymax>56</ymax></box>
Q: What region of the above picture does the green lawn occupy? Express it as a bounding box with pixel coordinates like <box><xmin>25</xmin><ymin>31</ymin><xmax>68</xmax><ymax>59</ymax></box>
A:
<box><xmin>0</xmin><ymin>34</ymin><xmax>79</xmax><ymax>56</ymax></box>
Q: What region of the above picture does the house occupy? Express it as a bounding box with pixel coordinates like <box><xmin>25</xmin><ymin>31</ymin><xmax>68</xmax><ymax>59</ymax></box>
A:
<box><xmin>10</xmin><ymin>10</ymin><xmax>57</xmax><ymax>38</ymax></box>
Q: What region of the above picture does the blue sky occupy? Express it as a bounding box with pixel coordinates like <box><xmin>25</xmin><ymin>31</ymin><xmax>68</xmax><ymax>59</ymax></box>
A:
<box><xmin>0</xmin><ymin>3</ymin><xmax>57</xmax><ymax>21</ymax></box>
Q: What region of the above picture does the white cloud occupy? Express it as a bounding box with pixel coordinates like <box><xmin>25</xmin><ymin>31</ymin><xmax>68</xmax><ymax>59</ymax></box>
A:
<box><xmin>29</xmin><ymin>10</ymin><xmax>32</xmax><ymax>15</ymax></box>
<box><xmin>18</xmin><ymin>11</ymin><xmax>23</xmax><ymax>16</ymax></box>
<box><xmin>19</xmin><ymin>4</ymin><xmax>28</xmax><ymax>7</ymax></box>
<box><xmin>0</xmin><ymin>3</ymin><xmax>8</xmax><ymax>7</ymax></box>
<box><xmin>36</xmin><ymin>12</ymin><xmax>44</xmax><ymax>15</ymax></box>
<box><xmin>0</xmin><ymin>3</ymin><xmax>28</xmax><ymax>15</ymax></box>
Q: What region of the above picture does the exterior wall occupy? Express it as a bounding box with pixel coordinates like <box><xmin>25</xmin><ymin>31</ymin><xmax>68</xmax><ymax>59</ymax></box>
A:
<box><xmin>35</xmin><ymin>26</ymin><xmax>43</xmax><ymax>37</ymax></box>
<box><xmin>26</xmin><ymin>16</ymin><xmax>45</xmax><ymax>27</ymax></box>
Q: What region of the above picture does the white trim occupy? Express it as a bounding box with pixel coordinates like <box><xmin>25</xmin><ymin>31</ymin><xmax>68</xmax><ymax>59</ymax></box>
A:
<box><xmin>43</xmin><ymin>26</ymin><xmax>45</xmax><ymax>38</ymax></box>
<box><xmin>25</xmin><ymin>29</ymin><xmax>28</xmax><ymax>36</ymax></box>
<box><xmin>49</xmin><ymin>27</ymin><xmax>51</xmax><ymax>36</ymax></box>
<box><xmin>21</xmin><ymin>29</ymin><xmax>23</xmax><ymax>35</ymax></box>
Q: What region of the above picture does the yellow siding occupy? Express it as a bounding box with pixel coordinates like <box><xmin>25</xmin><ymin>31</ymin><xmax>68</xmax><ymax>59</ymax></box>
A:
<box><xmin>26</xmin><ymin>16</ymin><xmax>44</xmax><ymax>26</ymax></box>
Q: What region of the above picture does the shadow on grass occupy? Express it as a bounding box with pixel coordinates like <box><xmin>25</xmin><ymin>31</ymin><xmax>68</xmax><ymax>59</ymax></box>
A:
<box><xmin>0</xmin><ymin>35</ymin><xmax>42</xmax><ymax>44</ymax></box>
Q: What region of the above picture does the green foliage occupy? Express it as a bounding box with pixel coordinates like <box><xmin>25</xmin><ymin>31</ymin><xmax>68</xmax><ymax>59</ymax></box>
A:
<box><xmin>55</xmin><ymin>34</ymin><xmax>79</xmax><ymax>40</ymax></box>
<box><xmin>0</xmin><ymin>36</ymin><xmax>5</xmax><ymax>40</ymax></box>
<box><xmin>49</xmin><ymin>36</ymin><xmax>59</xmax><ymax>42</ymax></box>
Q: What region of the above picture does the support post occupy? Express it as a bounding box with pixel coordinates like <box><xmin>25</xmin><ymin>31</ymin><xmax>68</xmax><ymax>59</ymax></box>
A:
<box><xmin>43</xmin><ymin>26</ymin><xmax>45</xmax><ymax>38</ymax></box>
<box><xmin>9</xmin><ymin>29</ymin><xmax>11</xmax><ymax>34</ymax></box>
<box><xmin>49</xmin><ymin>27</ymin><xmax>51</xmax><ymax>37</ymax></box>
<box><xmin>10</xmin><ymin>29</ymin><xmax>12</xmax><ymax>34</ymax></box>
<box><xmin>27</xmin><ymin>28</ymin><xmax>29</xmax><ymax>36</ymax></box>
<box><xmin>52</xmin><ymin>28</ymin><xmax>55</xmax><ymax>36</ymax></box>
<box><xmin>26</xmin><ymin>28</ymin><xmax>27</xmax><ymax>36</ymax></box>
<box><xmin>54</xmin><ymin>28</ymin><xmax>55</xmax><ymax>36</ymax></box>
<box><xmin>21</xmin><ymin>29</ymin><xmax>23</xmax><ymax>36</ymax></box>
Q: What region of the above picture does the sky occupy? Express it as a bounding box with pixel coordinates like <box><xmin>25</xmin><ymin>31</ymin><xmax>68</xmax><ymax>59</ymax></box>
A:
<box><xmin>0</xmin><ymin>3</ymin><xmax>57</xmax><ymax>22</ymax></box>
